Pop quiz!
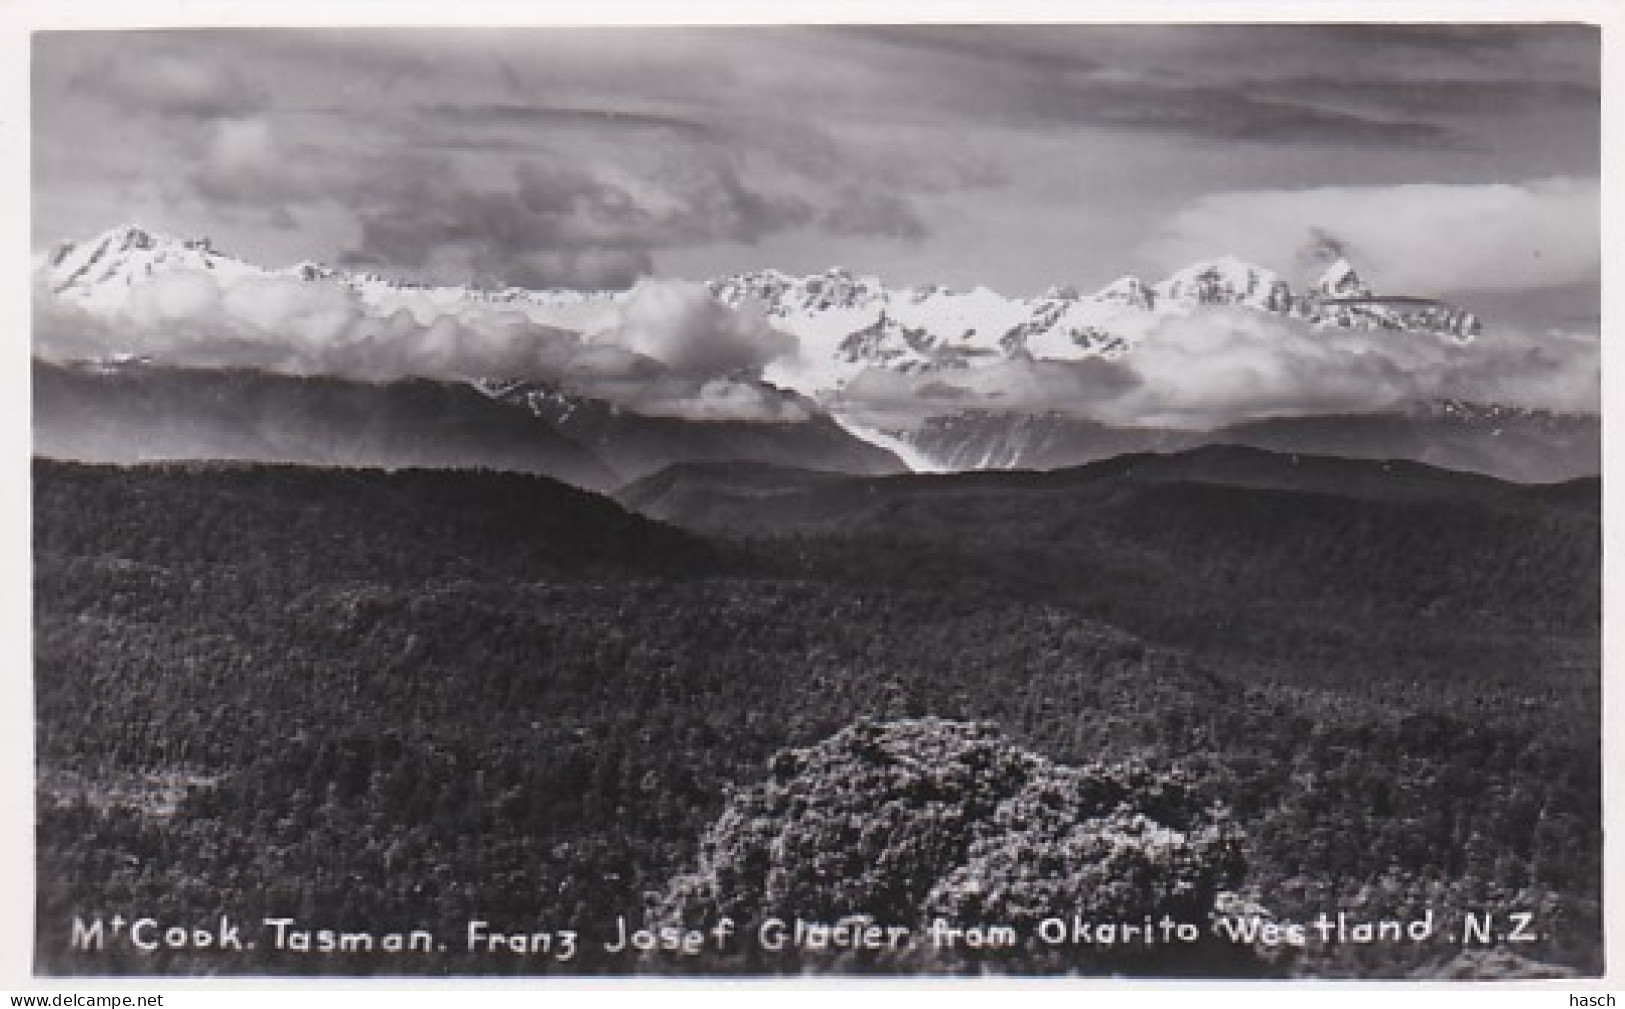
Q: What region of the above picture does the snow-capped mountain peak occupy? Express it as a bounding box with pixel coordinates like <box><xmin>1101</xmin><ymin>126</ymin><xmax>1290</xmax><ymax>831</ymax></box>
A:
<box><xmin>54</xmin><ymin>223</ymin><xmax>216</xmax><ymax>266</ymax></box>
<box><xmin>1315</xmin><ymin>257</ymin><xmax>1372</xmax><ymax>299</ymax></box>
<box><xmin>1090</xmin><ymin>275</ymin><xmax>1157</xmax><ymax>311</ymax></box>
<box><xmin>292</xmin><ymin>260</ymin><xmax>340</xmax><ymax>282</ymax></box>
<box><xmin>39</xmin><ymin>224</ymin><xmax>1484</xmax><ymax>401</ymax></box>
<box><xmin>44</xmin><ymin>224</ymin><xmax>259</xmax><ymax>310</ymax></box>
<box><xmin>1151</xmin><ymin>255</ymin><xmax>1293</xmax><ymax>313</ymax></box>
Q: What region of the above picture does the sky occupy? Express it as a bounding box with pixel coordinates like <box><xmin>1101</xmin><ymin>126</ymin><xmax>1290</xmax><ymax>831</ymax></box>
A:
<box><xmin>32</xmin><ymin>24</ymin><xmax>1601</xmax><ymax>321</ymax></box>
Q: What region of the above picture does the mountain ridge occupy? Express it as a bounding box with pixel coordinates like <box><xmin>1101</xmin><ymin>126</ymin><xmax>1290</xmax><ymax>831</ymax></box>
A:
<box><xmin>34</xmin><ymin>359</ymin><xmax>907</xmax><ymax>491</ymax></box>
<box><xmin>616</xmin><ymin>442</ymin><xmax>1582</xmax><ymax>532</ymax></box>
<box><xmin>43</xmin><ymin>224</ymin><xmax>1485</xmax><ymax>375</ymax></box>
<box><xmin>38</xmin><ymin>224</ymin><xmax>1587</xmax><ymax>485</ymax></box>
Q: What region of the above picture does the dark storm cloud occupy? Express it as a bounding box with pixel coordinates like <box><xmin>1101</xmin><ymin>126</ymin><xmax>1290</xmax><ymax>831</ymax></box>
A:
<box><xmin>419</xmin><ymin>103</ymin><xmax>717</xmax><ymax>138</ymax></box>
<box><xmin>821</xmin><ymin>188</ymin><xmax>928</xmax><ymax>241</ymax></box>
<box><xmin>1309</xmin><ymin>23</ymin><xmax>1569</xmax><ymax>54</ymax></box>
<box><xmin>835</xmin><ymin>24</ymin><xmax>1106</xmax><ymax>76</ymax></box>
<box><xmin>834</xmin><ymin>22</ymin><xmax>1593</xmax><ymax>149</ymax></box>
<box><xmin>55</xmin><ymin>41</ymin><xmax>267</xmax><ymax>120</ymax></box>
<box><xmin>31</xmin><ymin>24</ymin><xmax>1599</xmax><ymax>300</ymax></box>
<box><xmin>186</xmin><ymin>119</ymin><xmax>333</xmax><ymax>207</ymax></box>
<box><xmin>342</xmin><ymin>157</ymin><xmax>813</xmax><ymax>289</ymax></box>
<box><xmin>831</xmin><ymin>27</ymin><xmax>1448</xmax><ymax>147</ymax></box>
<box><xmin>844</xmin><ymin>21</ymin><xmax>1556</xmax><ymax>65</ymax></box>
<box><xmin>34</xmin><ymin>29</ymin><xmax>947</xmax><ymax>285</ymax></box>
<box><xmin>1035</xmin><ymin>81</ymin><xmax>1458</xmax><ymax>147</ymax></box>
<box><xmin>1295</xmin><ymin>227</ymin><xmax>1357</xmax><ymax>270</ymax></box>
<box><xmin>497</xmin><ymin>251</ymin><xmax>654</xmax><ymax>293</ymax></box>
<box><xmin>1251</xmin><ymin>78</ymin><xmax>1600</xmax><ymax>120</ymax></box>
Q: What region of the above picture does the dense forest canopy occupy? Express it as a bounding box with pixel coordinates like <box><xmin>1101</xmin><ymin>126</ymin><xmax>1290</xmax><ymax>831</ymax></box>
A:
<box><xmin>33</xmin><ymin>455</ymin><xmax>1600</xmax><ymax>977</ymax></box>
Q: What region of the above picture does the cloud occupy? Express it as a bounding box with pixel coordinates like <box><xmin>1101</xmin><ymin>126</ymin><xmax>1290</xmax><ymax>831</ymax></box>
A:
<box><xmin>591</xmin><ymin>280</ymin><xmax>796</xmax><ymax>376</ymax></box>
<box><xmin>1099</xmin><ymin>311</ymin><xmax>1416</xmax><ymax>428</ymax></box>
<box><xmin>837</xmin><ymin>26</ymin><xmax>1468</xmax><ymax>148</ymax></box>
<box><xmin>1252</xmin><ymin>77</ymin><xmax>1600</xmax><ymax>120</ymax></box>
<box><xmin>623</xmin><ymin>377</ymin><xmax>815</xmax><ymax>423</ymax></box>
<box><xmin>500</xmin><ymin>250</ymin><xmax>655</xmax><ymax>292</ymax></box>
<box><xmin>32</xmin><ymin>267</ymin><xmax>811</xmax><ymax>424</ymax></box>
<box><xmin>33</xmin><ymin>26</ymin><xmax>1599</xmax><ymax>302</ymax></box>
<box><xmin>1424</xmin><ymin>329</ymin><xmax>1600</xmax><ymax>416</ymax></box>
<box><xmin>821</xmin><ymin>187</ymin><xmax>928</xmax><ymax>240</ymax></box>
<box><xmin>832</xmin><ymin>355</ymin><xmax>1140</xmax><ymax>431</ymax></box>
<box><xmin>1143</xmin><ymin>178</ymin><xmax>1599</xmax><ymax>296</ymax></box>
<box><xmin>191</xmin><ymin>117</ymin><xmax>319</xmax><ymax>205</ymax></box>
<box><xmin>343</xmin><ymin>158</ymin><xmax>813</xmax><ymax>290</ymax></box>
<box><xmin>76</xmin><ymin>46</ymin><xmax>267</xmax><ymax>119</ymax></box>
<box><xmin>36</xmin><ymin>269</ymin><xmax>566</xmax><ymax>383</ymax></box>
<box><xmin>421</xmin><ymin>102</ymin><xmax>716</xmax><ymax>138</ymax></box>
<box><xmin>1047</xmin><ymin>82</ymin><xmax>1458</xmax><ymax>147</ymax></box>
<box><xmin>34</xmin><ymin>245</ymin><xmax>1597</xmax><ymax>435</ymax></box>
<box><xmin>831</xmin><ymin>308</ymin><xmax>1598</xmax><ymax>432</ymax></box>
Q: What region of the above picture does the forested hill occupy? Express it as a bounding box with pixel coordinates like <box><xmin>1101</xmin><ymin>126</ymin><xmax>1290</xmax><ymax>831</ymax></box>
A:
<box><xmin>35</xmin><ymin>459</ymin><xmax>723</xmax><ymax>584</ymax></box>
<box><xmin>619</xmin><ymin>444</ymin><xmax>1596</xmax><ymax>532</ymax></box>
<box><xmin>621</xmin><ymin>448</ymin><xmax>1599</xmax><ymax>707</ymax></box>
<box><xmin>32</xmin><ymin>452</ymin><xmax>1602</xmax><ymax>977</ymax></box>
<box><xmin>620</xmin><ymin>448</ymin><xmax>1597</xmax><ymax>629</ymax></box>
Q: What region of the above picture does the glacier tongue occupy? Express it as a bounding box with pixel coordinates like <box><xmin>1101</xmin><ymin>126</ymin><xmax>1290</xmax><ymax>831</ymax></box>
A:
<box><xmin>827</xmin><ymin>414</ymin><xmax>945</xmax><ymax>474</ymax></box>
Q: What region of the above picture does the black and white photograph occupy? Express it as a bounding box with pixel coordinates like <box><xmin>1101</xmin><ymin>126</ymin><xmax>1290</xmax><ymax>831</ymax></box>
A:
<box><xmin>16</xmin><ymin>12</ymin><xmax>1609</xmax><ymax>985</ymax></box>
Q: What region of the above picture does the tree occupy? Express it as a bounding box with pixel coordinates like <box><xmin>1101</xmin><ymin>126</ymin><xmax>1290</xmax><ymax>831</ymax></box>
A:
<box><xmin>655</xmin><ymin>717</ymin><xmax>1247</xmax><ymax>974</ymax></box>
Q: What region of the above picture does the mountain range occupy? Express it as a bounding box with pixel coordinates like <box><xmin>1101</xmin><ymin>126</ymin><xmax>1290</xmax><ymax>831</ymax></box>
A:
<box><xmin>709</xmin><ymin>253</ymin><xmax>1481</xmax><ymax>393</ymax></box>
<box><xmin>33</xmin><ymin>360</ymin><xmax>903</xmax><ymax>492</ymax></box>
<box><xmin>33</xmin><ymin>225</ymin><xmax>1594</xmax><ymax>486</ymax></box>
<box><xmin>41</xmin><ymin>225</ymin><xmax>1481</xmax><ymax>353</ymax></box>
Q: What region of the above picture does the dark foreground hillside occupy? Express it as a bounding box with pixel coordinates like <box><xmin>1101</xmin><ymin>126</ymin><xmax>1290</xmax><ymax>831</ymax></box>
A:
<box><xmin>34</xmin><ymin>456</ymin><xmax>1601</xmax><ymax>977</ymax></box>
